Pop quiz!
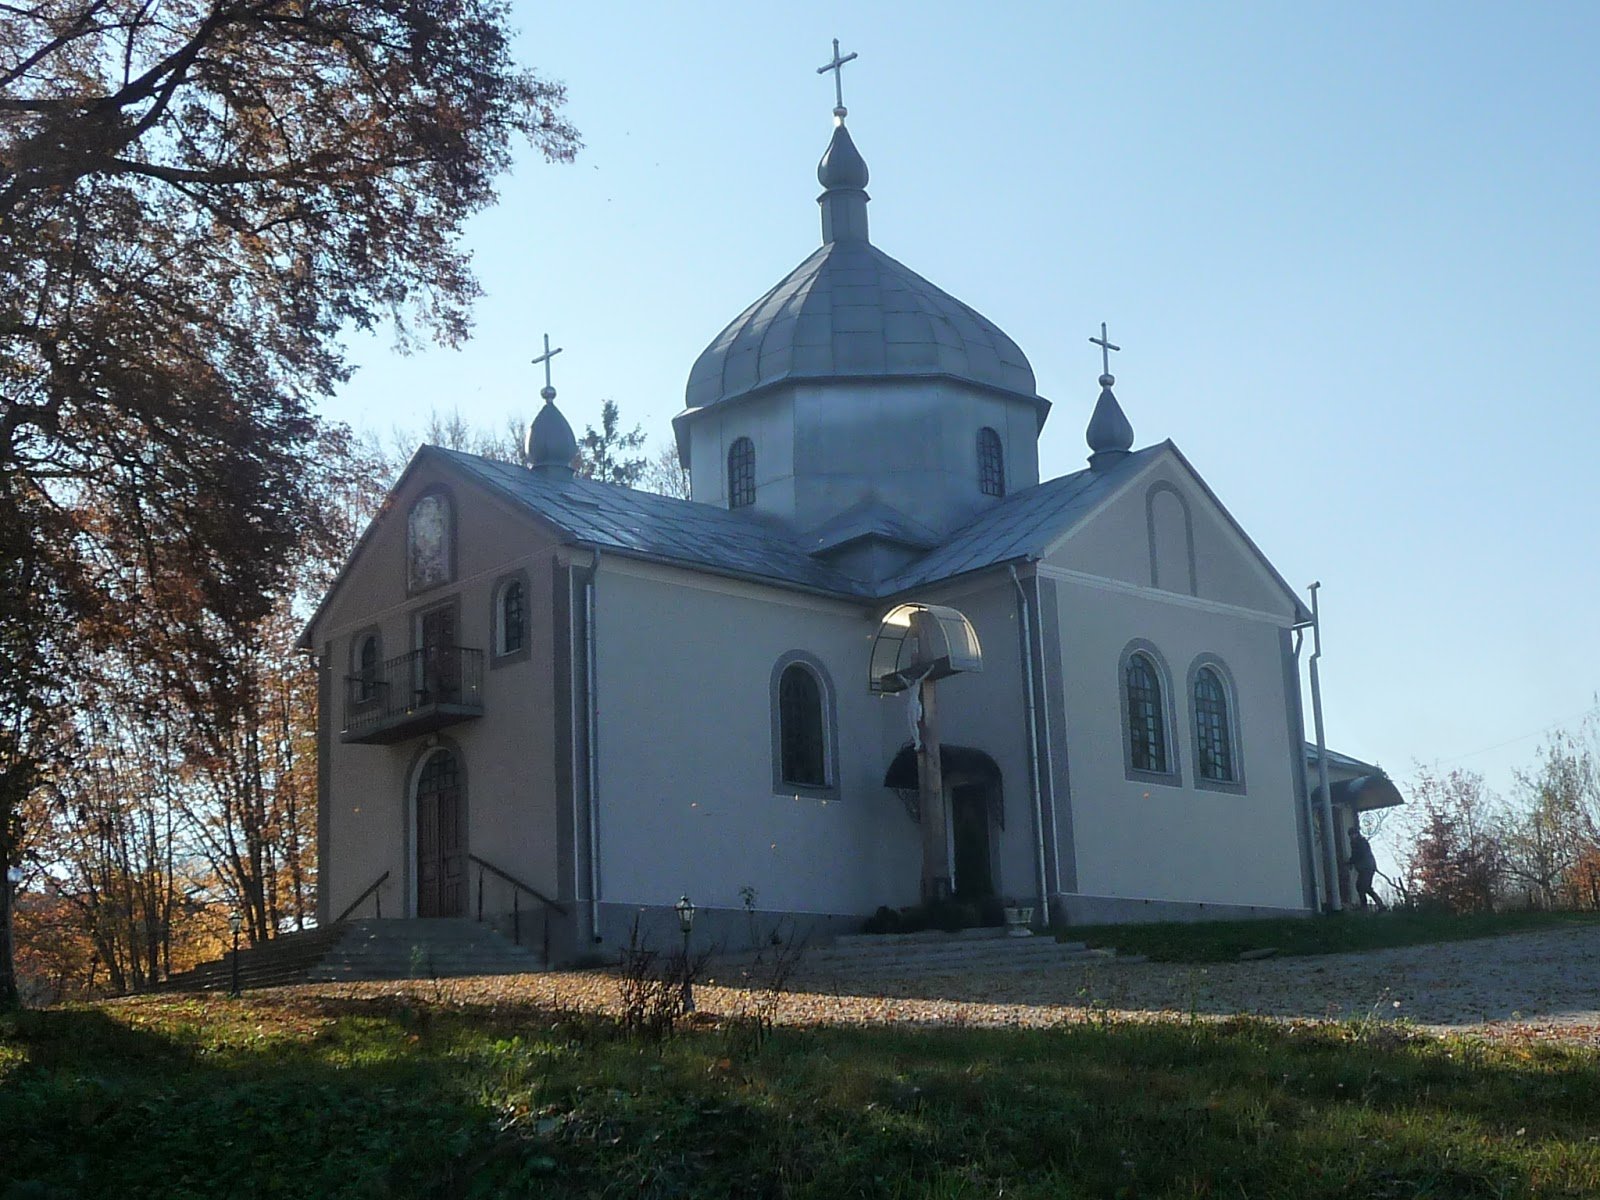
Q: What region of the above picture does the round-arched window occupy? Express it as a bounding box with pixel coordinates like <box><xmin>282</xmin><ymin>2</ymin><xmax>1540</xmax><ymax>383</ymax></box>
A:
<box><xmin>728</xmin><ymin>437</ymin><xmax>755</xmax><ymax>509</ymax></box>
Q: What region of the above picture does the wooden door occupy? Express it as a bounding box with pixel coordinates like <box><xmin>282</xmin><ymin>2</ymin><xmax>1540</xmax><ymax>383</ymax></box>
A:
<box><xmin>416</xmin><ymin>750</ymin><xmax>465</xmax><ymax>917</ymax></box>
<box><xmin>417</xmin><ymin>606</ymin><xmax>459</xmax><ymax>704</ymax></box>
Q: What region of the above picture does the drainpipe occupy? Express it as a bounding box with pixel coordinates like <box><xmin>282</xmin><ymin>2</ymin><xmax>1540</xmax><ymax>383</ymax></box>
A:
<box><xmin>1291</xmin><ymin>627</ymin><xmax>1322</xmax><ymax>911</ymax></box>
<box><xmin>1307</xmin><ymin>582</ymin><xmax>1341</xmax><ymax>913</ymax></box>
<box><xmin>569</xmin><ymin>562</ymin><xmax>586</xmax><ymax>941</ymax></box>
<box><xmin>586</xmin><ymin>549</ymin><xmax>603</xmax><ymax>940</ymax></box>
<box><xmin>1009</xmin><ymin>565</ymin><xmax>1051</xmax><ymax>926</ymax></box>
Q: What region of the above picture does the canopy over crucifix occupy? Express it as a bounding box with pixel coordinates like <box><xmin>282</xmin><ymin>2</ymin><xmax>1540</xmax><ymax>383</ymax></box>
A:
<box><xmin>532</xmin><ymin>333</ymin><xmax>563</xmax><ymax>402</ymax></box>
<box><xmin>816</xmin><ymin>38</ymin><xmax>858</xmax><ymax>119</ymax></box>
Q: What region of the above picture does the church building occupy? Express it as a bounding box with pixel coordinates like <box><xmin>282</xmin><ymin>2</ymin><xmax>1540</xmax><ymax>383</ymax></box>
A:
<box><xmin>304</xmin><ymin>72</ymin><xmax>1392</xmax><ymax>961</ymax></box>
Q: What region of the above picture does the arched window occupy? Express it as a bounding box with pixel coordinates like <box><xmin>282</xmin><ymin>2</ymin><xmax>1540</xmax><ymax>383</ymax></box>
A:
<box><xmin>977</xmin><ymin>427</ymin><xmax>1004</xmax><ymax>497</ymax></box>
<box><xmin>1125</xmin><ymin>652</ymin><xmax>1168</xmax><ymax>775</ymax></box>
<box><xmin>1188</xmin><ymin>658</ymin><xmax>1244</xmax><ymax>792</ymax></box>
<box><xmin>353</xmin><ymin>631</ymin><xmax>381</xmax><ymax>702</ymax></box>
<box><xmin>728</xmin><ymin>437</ymin><xmax>755</xmax><ymax>509</ymax></box>
<box><xmin>500</xmin><ymin>580</ymin><xmax>525</xmax><ymax>655</ymax></box>
<box><xmin>778</xmin><ymin>663</ymin><xmax>827</xmax><ymax>787</ymax></box>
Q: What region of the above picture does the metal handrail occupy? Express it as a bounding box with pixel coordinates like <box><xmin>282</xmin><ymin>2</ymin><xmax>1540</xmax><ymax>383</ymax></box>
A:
<box><xmin>333</xmin><ymin>870</ymin><xmax>390</xmax><ymax>924</ymax></box>
<box><xmin>468</xmin><ymin>853</ymin><xmax>566</xmax><ymax>959</ymax></box>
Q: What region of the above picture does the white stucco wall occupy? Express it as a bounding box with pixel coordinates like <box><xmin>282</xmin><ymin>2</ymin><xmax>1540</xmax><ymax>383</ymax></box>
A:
<box><xmin>684</xmin><ymin>379</ymin><xmax>1041</xmax><ymax>536</ymax></box>
<box><xmin>590</xmin><ymin>560</ymin><xmax>927</xmax><ymax>916</ymax></box>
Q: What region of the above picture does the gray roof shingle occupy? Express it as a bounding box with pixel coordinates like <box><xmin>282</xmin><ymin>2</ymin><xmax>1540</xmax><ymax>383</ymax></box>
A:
<box><xmin>435</xmin><ymin>445</ymin><xmax>1163</xmax><ymax>602</ymax></box>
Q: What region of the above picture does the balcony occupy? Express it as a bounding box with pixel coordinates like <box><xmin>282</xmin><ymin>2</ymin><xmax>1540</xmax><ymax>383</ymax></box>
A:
<box><xmin>342</xmin><ymin>645</ymin><xmax>484</xmax><ymax>745</ymax></box>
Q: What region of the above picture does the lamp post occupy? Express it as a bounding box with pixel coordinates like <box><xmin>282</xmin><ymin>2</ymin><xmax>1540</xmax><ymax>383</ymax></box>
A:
<box><xmin>674</xmin><ymin>895</ymin><xmax>696</xmax><ymax>1014</ymax></box>
<box><xmin>227</xmin><ymin>911</ymin><xmax>242</xmax><ymax>998</ymax></box>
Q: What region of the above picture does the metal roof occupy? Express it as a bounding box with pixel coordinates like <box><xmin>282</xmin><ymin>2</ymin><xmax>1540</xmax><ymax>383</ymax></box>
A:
<box><xmin>434</xmin><ymin>445</ymin><xmax>1162</xmax><ymax>601</ymax></box>
<box><xmin>680</xmin><ymin>238</ymin><xmax>1041</xmax><ymax>418</ymax></box>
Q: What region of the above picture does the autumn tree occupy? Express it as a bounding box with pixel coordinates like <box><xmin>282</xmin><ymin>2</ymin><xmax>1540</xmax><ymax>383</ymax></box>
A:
<box><xmin>639</xmin><ymin>441</ymin><xmax>692</xmax><ymax>500</ymax></box>
<box><xmin>0</xmin><ymin>1</ymin><xmax>578</xmax><ymax>1007</ymax></box>
<box><xmin>1399</xmin><ymin>767</ymin><xmax>1507</xmax><ymax>913</ymax></box>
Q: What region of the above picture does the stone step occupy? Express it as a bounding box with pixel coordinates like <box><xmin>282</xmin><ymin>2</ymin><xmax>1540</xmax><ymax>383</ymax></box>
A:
<box><xmin>792</xmin><ymin>949</ymin><xmax>1108</xmax><ymax>981</ymax></box>
<box><xmin>796</xmin><ymin>938</ymin><xmax>1089</xmax><ymax>967</ymax></box>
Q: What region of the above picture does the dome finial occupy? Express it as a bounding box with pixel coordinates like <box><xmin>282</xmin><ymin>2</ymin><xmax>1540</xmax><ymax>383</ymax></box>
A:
<box><xmin>816</xmin><ymin>37</ymin><xmax>858</xmax><ymax>122</ymax></box>
<box><xmin>1086</xmin><ymin>321</ymin><xmax>1134</xmax><ymax>470</ymax></box>
<box><xmin>525</xmin><ymin>332</ymin><xmax>578</xmax><ymax>477</ymax></box>
<box><xmin>815</xmin><ymin>39</ymin><xmax>870</xmax><ymax>243</ymax></box>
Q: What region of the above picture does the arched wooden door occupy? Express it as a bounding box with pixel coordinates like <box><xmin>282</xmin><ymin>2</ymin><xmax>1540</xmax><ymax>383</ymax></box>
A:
<box><xmin>416</xmin><ymin>750</ymin><xmax>465</xmax><ymax>917</ymax></box>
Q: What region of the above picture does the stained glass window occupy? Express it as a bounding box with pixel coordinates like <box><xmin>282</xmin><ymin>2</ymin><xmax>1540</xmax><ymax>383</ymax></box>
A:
<box><xmin>1126</xmin><ymin>653</ymin><xmax>1167</xmax><ymax>774</ymax></box>
<box><xmin>977</xmin><ymin>427</ymin><xmax>1004</xmax><ymax>497</ymax></box>
<box><xmin>1195</xmin><ymin>667</ymin><xmax>1234</xmax><ymax>782</ymax></box>
<box><xmin>728</xmin><ymin>437</ymin><xmax>755</xmax><ymax>509</ymax></box>
<box><xmin>779</xmin><ymin>664</ymin><xmax>826</xmax><ymax>786</ymax></box>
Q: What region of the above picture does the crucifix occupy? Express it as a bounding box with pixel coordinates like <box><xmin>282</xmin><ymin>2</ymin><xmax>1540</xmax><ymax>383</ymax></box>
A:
<box><xmin>816</xmin><ymin>38</ymin><xmax>858</xmax><ymax>118</ymax></box>
<box><xmin>1089</xmin><ymin>321</ymin><xmax>1120</xmax><ymax>382</ymax></box>
<box><xmin>532</xmin><ymin>333</ymin><xmax>563</xmax><ymax>401</ymax></box>
<box><xmin>871</xmin><ymin>603</ymin><xmax>985</xmax><ymax>904</ymax></box>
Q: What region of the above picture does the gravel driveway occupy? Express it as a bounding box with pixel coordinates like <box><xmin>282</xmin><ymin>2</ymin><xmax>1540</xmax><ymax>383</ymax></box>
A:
<box><xmin>311</xmin><ymin>925</ymin><xmax>1600</xmax><ymax>1043</ymax></box>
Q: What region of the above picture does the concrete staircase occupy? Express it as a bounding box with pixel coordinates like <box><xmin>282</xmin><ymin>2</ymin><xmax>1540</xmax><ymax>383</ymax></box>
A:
<box><xmin>306</xmin><ymin>917</ymin><xmax>544</xmax><ymax>982</ymax></box>
<box><xmin>715</xmin><ymin>927</ymin><xmax>1116</xmax><ymax>988</ymax></box>
<box><xmin>161</xmin><ymin>918</ymin><xmax>545</xmax><ymax>992</ymax></box>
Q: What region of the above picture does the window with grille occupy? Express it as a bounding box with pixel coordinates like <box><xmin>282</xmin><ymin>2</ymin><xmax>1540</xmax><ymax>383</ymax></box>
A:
<box><xmin>728</xmin><ymin>437</ymin><xmax>756</xmax><ymax>509</ymax></box>
<box><xmin>1194</xmin><ymin>667</ymin><xmax>1234</xmax><ymax>782</ymax></box>
<box><xmin>500</xmin><ymin>580</ymin><xmax>525</xmax><ymax>655</ymax></box>
<box><xmin>1126</xmin><ymin>653</ymin><xmax>1168</xmax><ymax>774</ymax></box>
<box><xmin>778</xmin><ymin>664</ymin><xmax>826</xmax><ymax>786</ymax></box>
<box><xmin>977</xmin><ymin>427</ymin><xmax>1004</xmax><ymax>497</ymax></box>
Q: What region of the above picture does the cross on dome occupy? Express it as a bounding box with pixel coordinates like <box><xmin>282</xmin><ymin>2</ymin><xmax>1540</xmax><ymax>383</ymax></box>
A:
<box><xmin>817</xmin><ymin>38</ymin><xmax>858</xmax><ymax>120</ymax></box>
<box><xmin>532</xmin><ymin>333</ymin><xmax>563</xmax><ymax>402</ymax></box>
<box><xmin>1089</xmin><ymin>321</ymin><xmax>1120</xmax><ymax>386</ymax></box>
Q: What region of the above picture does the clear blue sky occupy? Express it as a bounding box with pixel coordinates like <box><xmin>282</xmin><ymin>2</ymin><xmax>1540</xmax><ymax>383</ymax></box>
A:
<box><xmin>332</xmin><ymin>2</ymin><xmax>1600</xmax><ymax>811</ymax></box>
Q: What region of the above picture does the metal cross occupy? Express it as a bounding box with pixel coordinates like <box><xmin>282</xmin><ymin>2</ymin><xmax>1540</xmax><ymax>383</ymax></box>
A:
<box><xmin>1089</xmin><ymin>321</ymin><xmax>1121</xmax><ymax>377</ymax></box>
<box><xmin>817</xmin><ymin>38</ymin><xmax>858</xmax><ymax>117</ymax></box>
<box><xmin>532</xmin><ymin>332</ymin><xmax>563</xmax><ymax>399</ymax></box>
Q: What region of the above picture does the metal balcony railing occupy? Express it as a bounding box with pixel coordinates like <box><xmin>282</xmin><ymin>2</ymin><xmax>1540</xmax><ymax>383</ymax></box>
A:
<box><xmin>342</xmin><ymin>645</ymin><xmax>484</xmax><ymax>744</ymax></box>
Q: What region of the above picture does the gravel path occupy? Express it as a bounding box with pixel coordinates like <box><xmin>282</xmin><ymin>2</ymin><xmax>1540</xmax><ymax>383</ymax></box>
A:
<box><xmin>293</xmin><ymin>925</ymin><xmax>1600</xmax><ymax>1043</ymax></box>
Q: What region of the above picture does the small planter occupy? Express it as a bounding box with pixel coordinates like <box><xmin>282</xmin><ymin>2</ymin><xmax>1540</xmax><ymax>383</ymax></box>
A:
<box><xmin>1003</xmin><ymin>906</ymin><xmax>1034</xmax><ymax>937</ymax></box>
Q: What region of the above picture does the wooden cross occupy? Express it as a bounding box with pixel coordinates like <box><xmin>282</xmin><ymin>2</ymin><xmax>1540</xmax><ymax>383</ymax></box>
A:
<box><xmin>1089</xmin><ymin>321</ymin><xmax>1120</xmax><ymax>378</ymax></box>
<box><xmin>532</xmin><ymin>333</ymin><xmax>563</xmax><ymax>400</ymax></box>
<box><xmin>816</xmin><ymin>38</ymin><xmax>858</xmax><ymax>117</ymax></box>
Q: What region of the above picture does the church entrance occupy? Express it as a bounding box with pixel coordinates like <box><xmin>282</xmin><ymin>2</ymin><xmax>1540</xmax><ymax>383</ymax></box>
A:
<box><xmin>416</xmin><ymin>749</ymin><xmax>466</xmax><ymax>917</ymax></box>
<box><xmin>950</xmin><ymin>783</ymin><xmax>995</xmax><ymax>901</ymax></box>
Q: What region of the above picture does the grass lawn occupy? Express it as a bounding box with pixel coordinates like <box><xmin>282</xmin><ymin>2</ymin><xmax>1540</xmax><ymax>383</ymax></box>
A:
<box><xmin>4</xmin><ymin>991</ymin><xmax>1600</xmax><ymax>1199</ymax></box>
<box><xmin>1061</xmin><ymin>909</ymin><xmax>1600</xmax><ymax>964</ymax></box>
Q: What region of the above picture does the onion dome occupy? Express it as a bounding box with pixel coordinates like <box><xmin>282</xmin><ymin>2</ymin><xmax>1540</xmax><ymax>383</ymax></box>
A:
<box><xmin>1086</xmin><ymin>371</ymin><xmax>1134</xmax><ymax>470</ymax></box>
<box><xmin>525</xmin><ymin>389</ymin><xmax>578</xmax><ymax>478</ymax></box>
<box><xmin>680</xmin><ymin>119</ymin><xmax>1046</xmax><ymax>425</ymax></box>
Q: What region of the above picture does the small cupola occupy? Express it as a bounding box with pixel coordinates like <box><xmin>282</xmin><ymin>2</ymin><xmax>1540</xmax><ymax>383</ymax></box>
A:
<box><xmin>1086</xmin><ymin>322</ymin><xmax>1134</xmax><ymax>470</ymax></box>
<box><xmin>524</xmin><ymin>333</ymin><xmax>578</xmax><ymax>479</ymax></box>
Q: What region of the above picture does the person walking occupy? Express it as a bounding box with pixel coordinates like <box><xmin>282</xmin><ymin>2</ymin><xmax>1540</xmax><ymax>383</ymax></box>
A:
<box><xmin>1348</xmin><ymin>825</ymin><xmax>1387</xmax><ymax>911</ymax></box>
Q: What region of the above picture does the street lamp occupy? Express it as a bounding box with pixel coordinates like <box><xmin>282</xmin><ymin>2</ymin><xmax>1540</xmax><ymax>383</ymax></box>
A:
<box><xmin>674</xmin><ymin>895</ymin><xmax>696</xmax><ymax>1014</ymax></box>
<box><xmin>227</xmin><ymin>911</ymin><xmax>243</xmax><ymax>998</ymax></box>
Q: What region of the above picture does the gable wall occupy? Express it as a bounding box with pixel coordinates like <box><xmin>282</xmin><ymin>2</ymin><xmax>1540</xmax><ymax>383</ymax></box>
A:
<box><xmin>1046</xmin><ymin>573</ymin><xmax>1308</xmax><ymax>910</ymax></box>
<box><xmin>314</xmin><ymin>459</ymin><xmax>570</xmax><ymax>924</ymax></box>
<box><xmin>1046</xmin><ymin>455</ymin><xmax>1297</xmax><ymax>618</ymax></box>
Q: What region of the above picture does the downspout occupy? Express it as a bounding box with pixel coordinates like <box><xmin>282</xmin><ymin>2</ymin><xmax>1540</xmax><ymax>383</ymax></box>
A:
<box><xmin>1009</xmin><ymin>565</ymin><xmax>1051</xmax><ymax>926</ymax></box>
<box><xmin>569</xmin><ymin>562</ymin><xmax>586</xmax><ymax>939</ymax></box>
<box><xmin>586</xmin><ymin>548</ymin><xmax>603</xmax><ymax>940</ymax></box>
<box><xmin>1307</xmin><ymin>582</ymin><xmax>1341</xmax><ymax>913</ymax></box>
<box><xmin>1291</xmin><ymin>626</ymin><xmax>1322</xmax><ymax>911</ymax></box>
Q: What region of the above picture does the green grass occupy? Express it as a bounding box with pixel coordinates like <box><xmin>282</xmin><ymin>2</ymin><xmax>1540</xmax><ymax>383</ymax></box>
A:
<box><xmin>4</xmin><ymin>991</ymin><xmax>1600</xmax><ymax>1198</ymax></box>
<box><xmin>1060</xmin><ymin>908</ymin><xmax>1600</xmax><ymax>964</ymax></box>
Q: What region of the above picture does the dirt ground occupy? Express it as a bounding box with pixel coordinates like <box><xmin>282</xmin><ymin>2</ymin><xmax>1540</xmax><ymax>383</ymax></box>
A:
<box><xmin>299</xmin><ymin>924</ymin><xmax>1600</xmax><ymax>1044</ymax></box>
